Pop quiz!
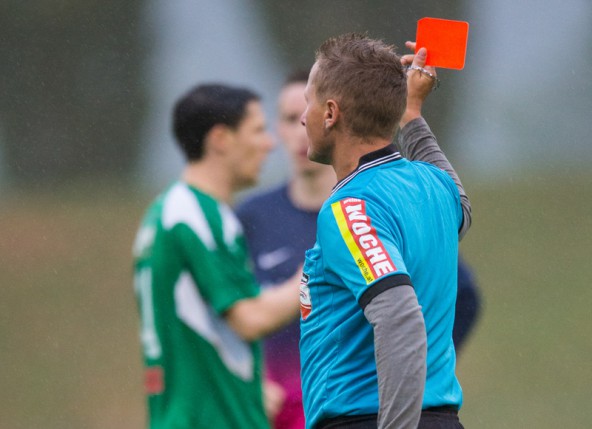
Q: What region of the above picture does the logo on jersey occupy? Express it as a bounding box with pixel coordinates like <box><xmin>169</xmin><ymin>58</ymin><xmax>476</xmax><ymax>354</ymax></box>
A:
<box><xmin>145</xmin><ymin>366</ymin><xmax>164</xmax><ymax>395</ymax></box>
<box><xmin>257</xmin><ymin>247</ymin><xmax>292</xmax><ymax>270</ymax></box>
<box><xmin>299</xmin><ymin>272</ymin><xmax>312</xmax><ymax>320</ymax></box>
<box><xmin>331</xmin><ymin>198</ymin><xmax>396</xmax><ymax>284</ymax></box>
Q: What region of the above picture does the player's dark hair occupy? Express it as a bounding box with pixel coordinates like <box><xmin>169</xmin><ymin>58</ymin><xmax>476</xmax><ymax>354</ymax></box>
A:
<box><xmin>172</xmin><ymin>84</ymin><xmax>260</xmax><ymax>161</ymax></box>
<box><xmin>314</xmin><ymin>33</ymin><xmax>407</xmax><ymax>140</ymax></box>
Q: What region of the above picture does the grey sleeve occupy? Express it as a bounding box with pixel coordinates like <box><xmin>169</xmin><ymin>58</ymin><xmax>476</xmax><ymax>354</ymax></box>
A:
<box><xmin>398</xmin><ymin>117</ymin><xmax>472</xmax><ymax>239</ymax></box>
<box><xmin>363</xmin><ymin>286</ymin><xmax>427</xmax><ymax>429</ymax></box>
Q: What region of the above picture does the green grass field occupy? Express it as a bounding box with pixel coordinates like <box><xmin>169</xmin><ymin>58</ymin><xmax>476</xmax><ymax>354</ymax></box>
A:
<box><xmin>1</xmin><ymin>172</ymin><xmax>591</xmax><ymax>429</ymax></box>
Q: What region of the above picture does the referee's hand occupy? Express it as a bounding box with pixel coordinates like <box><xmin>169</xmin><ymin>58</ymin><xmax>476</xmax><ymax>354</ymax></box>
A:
<box><xmin>399</xmin><ymin>42</ymin><xmax>438</xmax><ymax>127</ymax></box>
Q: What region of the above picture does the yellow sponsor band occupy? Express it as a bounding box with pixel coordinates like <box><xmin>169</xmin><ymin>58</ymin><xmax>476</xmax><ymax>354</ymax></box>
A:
<box><xmin>331</xmin><ymin>202</ymin><xmax>375</xmax><ymax>284</ymax></box>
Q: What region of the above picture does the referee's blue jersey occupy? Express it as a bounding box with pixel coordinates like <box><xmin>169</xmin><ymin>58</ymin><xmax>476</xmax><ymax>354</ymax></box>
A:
<box><xmin>299</xmin><ymin>145</ymin><xmax>463</xmax><ymax>428</ymax></box>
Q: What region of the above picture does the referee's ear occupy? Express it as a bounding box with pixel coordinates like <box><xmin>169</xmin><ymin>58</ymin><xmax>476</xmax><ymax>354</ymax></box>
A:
<box><xmin>323</xmin><ymin>99</ymin><xmax>340</xmax><ymax>131</ymax></box>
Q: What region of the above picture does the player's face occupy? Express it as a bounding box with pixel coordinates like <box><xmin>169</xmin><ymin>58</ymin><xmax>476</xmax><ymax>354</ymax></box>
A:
<box><xmin>301</xmin><ymin>63</ymin><xmax>334</xmax><ymax>165</ymax></box>
<box><xmin>278</xmin><ymin>82</ymin><xmax>328</xmax><ymax>176</ymax></box>
<box><xmin>229</xmin><ymin>101</ymin><xmax>274</xmax><ymax>190</ymax></box>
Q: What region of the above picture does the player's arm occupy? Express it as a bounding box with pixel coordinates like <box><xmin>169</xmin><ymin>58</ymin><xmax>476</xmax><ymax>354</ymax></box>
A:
<box><xmin>363</xmin><ymin>283</ymin><xmax>426</xmax><ymax>429</ymax></box>
<box><xmin>263</xmin><ymin>379</ymin><xmax>287</xmax><ymax>423</ymax></box>
<box><xmin>174</xmin><ymin>220</ymin><xmax>300</xmax><ymax>343</ymax></box>
<box><xmin>398</xmin><ymin>44</ymin><xmax>472</xmax><ymax>239</ymax></box>
<box><xmin>454</xmin><ymin>256</ymin><xmax>481</xmax><ymax>350</ymax></box>
<box><xmin>224</xmin><ymin>267</ymin><xmax>301</xmax><ymax>342</ymax></box>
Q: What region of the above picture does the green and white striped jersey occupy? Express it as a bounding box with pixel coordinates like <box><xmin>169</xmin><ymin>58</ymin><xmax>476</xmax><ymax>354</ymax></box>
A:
<box><xmin>133</xmin><ymin>181</ymin><xmax>268</xmax><ymax>429</ymax></box>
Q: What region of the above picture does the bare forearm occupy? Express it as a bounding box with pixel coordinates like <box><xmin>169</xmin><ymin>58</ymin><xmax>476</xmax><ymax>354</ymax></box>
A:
<box><xmin>226</xmin><ymin>275</ymin><xmax>300</xmax><ymax>341</ymax></box>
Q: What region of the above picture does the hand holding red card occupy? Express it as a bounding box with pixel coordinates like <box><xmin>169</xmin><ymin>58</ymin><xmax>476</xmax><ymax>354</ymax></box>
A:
<box><xmin>416</xmin><ymin>17</ymin><xmax>469</xmax><ymax>70</ymax></box>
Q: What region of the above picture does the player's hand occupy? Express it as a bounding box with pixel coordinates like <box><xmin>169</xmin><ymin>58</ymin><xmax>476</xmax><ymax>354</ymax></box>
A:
<box><xmin>264</xmin><ymin>379</ymin><xmax>286</xmax><ymax>422</ymax></box>
<box><xmin>400</xmin><ymin>41</ymin><xmax>439</xmax><ymax>127</ymax></box>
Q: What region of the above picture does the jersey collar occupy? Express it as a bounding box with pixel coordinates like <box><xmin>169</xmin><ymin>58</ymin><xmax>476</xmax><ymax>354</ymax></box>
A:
<box><xmin>332</xmin><ymin>144</ymin><xmax>402</xmax><ymax>195</ymax></box>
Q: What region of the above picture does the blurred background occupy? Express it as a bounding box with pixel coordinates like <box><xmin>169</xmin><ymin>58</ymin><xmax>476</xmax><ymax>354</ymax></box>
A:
<box><xmin>1</xmin><ymin>0</ymin><xmax>591</xmax><ymax>428</ymax></box>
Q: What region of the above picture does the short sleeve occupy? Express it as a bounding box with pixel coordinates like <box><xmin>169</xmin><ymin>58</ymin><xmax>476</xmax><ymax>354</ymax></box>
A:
<box><xmin>318</xmin><ymin>197</ymin><xmax>411</xmax><ymax>308</ymax></box>
<box><xmin>173</xmin><ymin>223</ymin><xmax>259</xmax><ymax>314</ymax></box>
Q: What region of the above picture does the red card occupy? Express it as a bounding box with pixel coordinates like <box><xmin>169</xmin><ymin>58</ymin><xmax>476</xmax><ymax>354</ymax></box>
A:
<box><xmin>416</xmin><ymin>17</ymin><xmax>469</xmax><ymax>70</ymax></box>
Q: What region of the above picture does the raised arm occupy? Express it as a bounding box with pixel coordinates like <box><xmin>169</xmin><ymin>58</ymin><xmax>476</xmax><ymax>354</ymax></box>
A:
<box><xmin>398</xmin><ymin>44</ymin><xmax>472</xmax><ymax>239</ymax></box>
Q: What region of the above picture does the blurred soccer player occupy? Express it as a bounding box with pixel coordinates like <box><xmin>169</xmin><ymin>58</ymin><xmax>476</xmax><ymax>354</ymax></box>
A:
<box><xmin>132</xmin><ymin>83</ymin><xmax>300</xmax><ymax>429</ymax></box>
<box><xmin>237</xmin><ymin>71</ymin><xmax>335</xmax><ymax>428</ymax></box>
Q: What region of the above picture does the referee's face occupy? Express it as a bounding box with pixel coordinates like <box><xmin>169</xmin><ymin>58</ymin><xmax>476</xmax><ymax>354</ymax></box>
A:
<box><xmin>301</xmin><ymin>63</ymin><xmax>334</xmax><ymax>166</ymax></box>
<box><xmin>228</xmin><ymin>101</ymin><xmax>274</xmax><ymax>190</ymax></box>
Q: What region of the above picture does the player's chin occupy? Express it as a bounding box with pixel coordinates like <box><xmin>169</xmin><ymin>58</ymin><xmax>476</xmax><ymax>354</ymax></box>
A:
<box><xmin>236</xmin><ymin>172</ymin><xmax>260</xmax><ymax>190</ymax></box>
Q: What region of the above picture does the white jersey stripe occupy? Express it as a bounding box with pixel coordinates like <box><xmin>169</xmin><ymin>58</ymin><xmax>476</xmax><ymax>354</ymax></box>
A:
<box><xmin>163</xmin><ymin>182</ymin><xmax>217</xmax><ymax>250</ymax></box>
<box><xmin>174</xmin><ymin>272</ymin><xmax>254</xmax><ymax>381</ymax></box>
